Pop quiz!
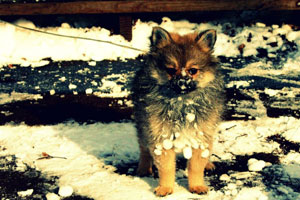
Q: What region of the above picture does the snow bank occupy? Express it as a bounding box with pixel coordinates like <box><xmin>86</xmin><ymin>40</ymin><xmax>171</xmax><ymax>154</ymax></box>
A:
<box><xmin>1</xmin><ymin>18</ymin><xmax>299</xmax><ymax>68</ymax></box>
<box><xmin>0</xmin><ymin>19</ymin><xmax>144</xmax><ymax>67</ymax></box>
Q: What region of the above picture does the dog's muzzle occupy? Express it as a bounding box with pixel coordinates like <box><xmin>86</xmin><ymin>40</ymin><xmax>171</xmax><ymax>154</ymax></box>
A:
<box><xmin>171</xmin><ymin>76</ymin><xmax>196</xmax><ymax>94</ymax></box>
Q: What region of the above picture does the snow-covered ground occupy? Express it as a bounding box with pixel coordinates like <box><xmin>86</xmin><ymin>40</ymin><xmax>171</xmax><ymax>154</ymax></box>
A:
<box><xmin>0</xmin><ymin>117</ymin><xmax>299</xmax><ymax>200</ymax></box>
<box><xmin>0</xmin><ymin>17</ymin><xmax>300</xmax><ymax>200</ymax></box>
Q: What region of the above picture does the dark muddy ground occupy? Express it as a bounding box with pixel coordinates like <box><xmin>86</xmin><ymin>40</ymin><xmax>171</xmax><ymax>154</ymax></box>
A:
<box><xmin>1</xmin><ymin>53</ymin><xmax>299</xmax><ymax>126</ymax></box>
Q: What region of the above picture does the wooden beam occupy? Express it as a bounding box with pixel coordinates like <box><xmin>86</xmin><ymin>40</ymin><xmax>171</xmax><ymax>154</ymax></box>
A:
<box><xmin>0</xmin><ymin>0</ymin><xmax>299</xmax><ymax>16</ymax></box>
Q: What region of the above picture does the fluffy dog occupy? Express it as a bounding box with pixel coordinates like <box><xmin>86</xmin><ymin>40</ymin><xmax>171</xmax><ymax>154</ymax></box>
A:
<box><xmin>132</xmin><ymin>26</ymin><xmax>224</xmax><ymax>196</ymax></box>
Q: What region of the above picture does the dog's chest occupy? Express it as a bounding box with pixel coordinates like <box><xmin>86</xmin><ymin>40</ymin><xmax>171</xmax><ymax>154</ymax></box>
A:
<box><xmin>151</xmin><ymin>97</ymin><xmax>210</xmax><ymax>159</ymax></box>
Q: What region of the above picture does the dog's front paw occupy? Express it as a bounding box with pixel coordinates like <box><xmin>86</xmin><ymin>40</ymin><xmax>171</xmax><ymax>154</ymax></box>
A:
<box><xmin>154</xmin><ymin>186</ymin><xmax>173</xmax><ymax>197</ymax></box>
<box><xmin>189</xmin><ymin>185</ymin><xmax>209</xmax><ymax>194</ymax></box>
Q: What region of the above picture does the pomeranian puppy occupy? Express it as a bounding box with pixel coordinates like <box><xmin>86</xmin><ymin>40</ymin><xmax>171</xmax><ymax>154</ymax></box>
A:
<box><xmin>132</xmin><ymin>26</ymin><xmax>224</xmax><ymax>196</ymax></box>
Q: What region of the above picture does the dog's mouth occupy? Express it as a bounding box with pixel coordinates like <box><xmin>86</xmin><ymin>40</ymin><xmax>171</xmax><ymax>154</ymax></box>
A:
<box><xmin>170</xmin><ymin>77</ymin><xmax>196</xmax><ymax>94</ymax></box>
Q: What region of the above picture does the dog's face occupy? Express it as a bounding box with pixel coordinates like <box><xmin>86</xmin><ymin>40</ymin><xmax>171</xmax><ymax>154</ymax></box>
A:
<box><xmin>149</xmin><ymin>27</ymin><xmax>217</xmax><ymax>94</ymax></box>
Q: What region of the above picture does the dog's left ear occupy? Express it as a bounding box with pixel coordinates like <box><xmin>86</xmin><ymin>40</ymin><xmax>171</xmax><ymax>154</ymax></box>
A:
<box><xmin>195</xmin><ymin>29</ymin><xmax>216</xmax><ymax>52</ymax></box>
<box><xmin>151</xmin><ymin>26</ymin><xmax>172</xmax><ymax>48</ymax></box>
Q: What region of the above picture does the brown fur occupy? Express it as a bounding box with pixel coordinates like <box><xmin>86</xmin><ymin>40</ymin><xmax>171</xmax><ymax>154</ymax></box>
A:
<box><xmin>132</xmin><ymin>27</ymin><xmax>224</xmax><ymax>196</ymax></box>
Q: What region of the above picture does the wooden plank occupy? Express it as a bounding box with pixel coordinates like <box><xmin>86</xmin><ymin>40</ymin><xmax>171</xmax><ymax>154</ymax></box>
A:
<box><xmin>0</xmin><ymin>0</ymin><xmax>299</xmax><ymax>16</ymax></box>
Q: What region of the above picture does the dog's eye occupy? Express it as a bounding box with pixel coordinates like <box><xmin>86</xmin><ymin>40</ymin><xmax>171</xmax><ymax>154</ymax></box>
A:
<box><xmin>166</xmin><ymin>68</ymin><xmax>177</xmax><ymax>75</ymax></box>
<box><xmin>188</xmin><ymin>68</ymin><xmax>198</xmax><ymax>75</ymax></box>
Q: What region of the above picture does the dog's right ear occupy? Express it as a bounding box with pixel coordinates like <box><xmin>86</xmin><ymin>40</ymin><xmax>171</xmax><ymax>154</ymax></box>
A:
<box><xmin>150</xmin><ymin>27</ymin><xmax>172</xmax><ymax>48</ymax></box>
<box><xmin>195</xmin><ymin>29</ymin><xmax>217</xmax><ymax>52</ymax></box>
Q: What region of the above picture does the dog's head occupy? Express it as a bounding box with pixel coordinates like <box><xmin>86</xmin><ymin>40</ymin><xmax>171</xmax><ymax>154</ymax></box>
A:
<box><xmin>149</xmin><ymin>27</ymin><xmax>218</xmax><ymax>94</ymax></box>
